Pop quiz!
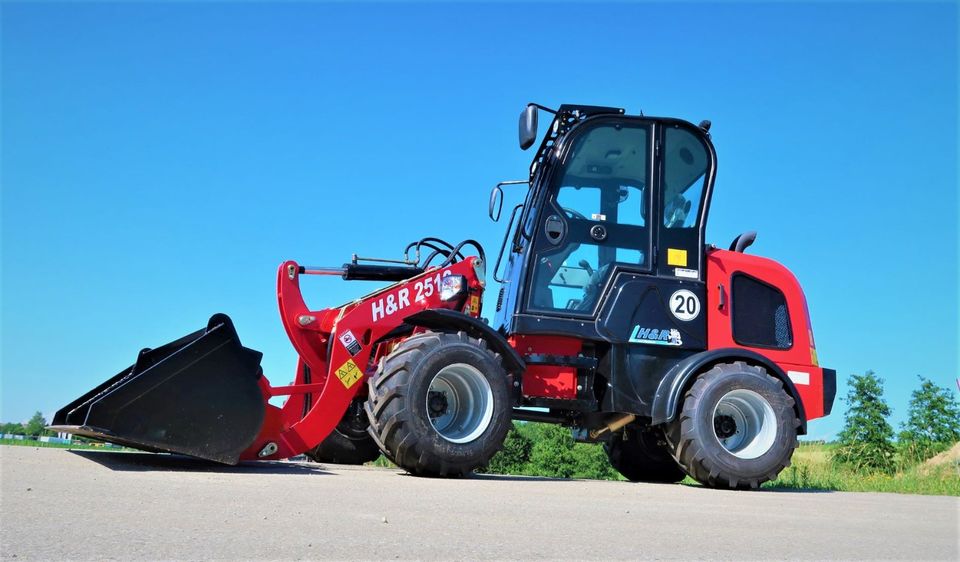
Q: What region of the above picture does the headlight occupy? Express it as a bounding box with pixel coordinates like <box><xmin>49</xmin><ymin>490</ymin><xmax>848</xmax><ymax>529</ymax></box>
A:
<box><xmin>440</xmin><ymin>275</ymin><xmax>467</xmax><ymax>301</ymax></box>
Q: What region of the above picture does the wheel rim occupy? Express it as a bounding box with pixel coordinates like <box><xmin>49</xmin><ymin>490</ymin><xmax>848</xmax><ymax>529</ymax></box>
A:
<box><xmin>712</xmin><ymin>389</ymin><xmax>777</xmax><ymax>459</ymax></box>
<box><xmin>426</xmin><ymin>363</ymin><xmax>494</xmax><ymax>444</ymax></box>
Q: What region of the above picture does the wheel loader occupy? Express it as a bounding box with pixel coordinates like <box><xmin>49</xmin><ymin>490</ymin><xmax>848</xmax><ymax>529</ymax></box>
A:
<box><xmin>52</xmin><ymin>103</ymin><xmax>836</xmax><ymax>489</ymax></box>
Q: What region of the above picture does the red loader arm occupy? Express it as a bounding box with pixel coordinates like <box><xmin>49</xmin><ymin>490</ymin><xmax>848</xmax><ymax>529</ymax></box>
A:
<box><xmin>240</xmin><ymin>257</ymin><xmax>486</xmax><ymax>461</ymax></box>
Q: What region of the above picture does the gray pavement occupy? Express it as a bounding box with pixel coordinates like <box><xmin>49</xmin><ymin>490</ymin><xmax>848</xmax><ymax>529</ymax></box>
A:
<box><xmin>1</xmin><ymin>446</ymin><xmax>957</xmax><ymax>560</ymax></box>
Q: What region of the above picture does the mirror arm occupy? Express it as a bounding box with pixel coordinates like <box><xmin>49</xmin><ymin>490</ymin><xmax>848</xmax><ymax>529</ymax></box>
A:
<box><xmin>528</xmin><ymin>103</ymin><xmax>557</xmax><ymax>115</ymax></box>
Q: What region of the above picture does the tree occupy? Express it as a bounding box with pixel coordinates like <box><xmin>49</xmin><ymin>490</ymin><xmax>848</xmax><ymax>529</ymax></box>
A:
<box><xmin>899</xmin><ymin>376</ymin><xmax>960</xmax><ymax>463</ymax></box>
<box><xmin>527</xmin><ymin>424</ymin><xmax>577</xmax><ymax>478</ymax></box>
<box><xmin>23</xmin><ymin>411</ymin><xmax>49</xmax><ymax>438</ymax></box>
<box><xmin>569</xmin><ymin>442</ymin><xmax>619</xmax><ymax>480</ymax></box>
<box><xmin>485</xmin><ymin>423</ymin><xmax>534</xmax><ymax>475</ymax></box>
<box><xmin>483</xmin><ymin>422</ymin><xmax>621</xmax><ymax>480</ymax></box>
<box><xmin>0</xmin><ymin>422</ymin><xmax>24</xmax><ymax>434</ymax></box>
<box><xmin>833</xmin><ymin>371</ymin><xmax>896</xmax><ymax>473</ymax></box>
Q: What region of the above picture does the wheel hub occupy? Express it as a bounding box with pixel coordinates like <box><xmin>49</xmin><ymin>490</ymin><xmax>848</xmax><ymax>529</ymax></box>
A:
<box><xmin>428</xmin><ymin>391</ymin><xmax>449</xmax><ymax>417</ymax></box>
<box><xmin>712</xmin><ymin>388</ymin><xmax>778</xmax><ymax>459</ymax></box>
<box><xmin>426</xmin><ymin>363</ymin><xmax>495</xmax><ymax>444</ymax></box>
<box><xmin>714</xmin><ymin>414</ymin><xmax>737</xmax><ymax>439</ymax></box>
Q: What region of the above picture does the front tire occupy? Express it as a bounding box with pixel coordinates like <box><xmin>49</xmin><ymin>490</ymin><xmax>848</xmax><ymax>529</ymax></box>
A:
<box><xmin>665</xmin><ymin>362</ymin><xmax>799</xmax><ymax>489</ymax></box>
<box><xmin>365</xmin><ymin>331</ymin><xmax>512</xmax><ymax>477</ymax></box>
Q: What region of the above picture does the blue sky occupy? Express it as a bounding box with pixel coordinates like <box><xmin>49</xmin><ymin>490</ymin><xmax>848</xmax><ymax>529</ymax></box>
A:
<box><xmin>2</xmin><ymin>1</ymin><xmax>957</xmax><ymax>441</ymax></box>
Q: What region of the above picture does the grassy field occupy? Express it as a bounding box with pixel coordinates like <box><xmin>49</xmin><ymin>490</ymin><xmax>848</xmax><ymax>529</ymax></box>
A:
<box><xmin>761</xmin><ymin>441</ymin><xmax>960</xmax><ymax>496</ymax></box>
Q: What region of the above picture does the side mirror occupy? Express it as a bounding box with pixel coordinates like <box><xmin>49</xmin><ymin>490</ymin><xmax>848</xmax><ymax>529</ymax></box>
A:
<box><xmin>489</xmin><ymin>185</ymin><xmax>504</xmax><ymax>222</ymax></box>
<box><xmin>519</xmin><ymin>104</ymin><xmax>538</xmax><ymax>150</ymax></box>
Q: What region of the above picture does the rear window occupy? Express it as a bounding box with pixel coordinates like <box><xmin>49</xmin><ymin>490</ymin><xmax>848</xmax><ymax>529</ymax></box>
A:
<box><xmin>732</xmin><ymin>274</ymin><xmax>793</xmax><ymax>349</ymax></box>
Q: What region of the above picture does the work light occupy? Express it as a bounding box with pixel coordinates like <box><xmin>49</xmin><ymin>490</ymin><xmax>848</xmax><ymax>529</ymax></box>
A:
<box><xmin>440</xmin><ymin>275</ymin><xmax>467</xmax><ymax>301</ymax></box>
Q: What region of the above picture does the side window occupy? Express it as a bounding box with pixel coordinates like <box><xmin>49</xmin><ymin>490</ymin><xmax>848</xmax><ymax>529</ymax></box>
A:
<box><xmin>663</xmin><ymin>127</ymin><xmax>708</xmax><ymax>229</ymax></box>
<box><xmin>556</xmin><ymin>186</ymin><xmax>601</xmax><ymax>220</ymax></box>
<box><xmin>555</xmin><ymin>183</ymin><xmax>647</xmax><ymax>227</ymax></box>
<box><xmin>616</xmin><ymin>184</ymin><xmax>645</xmax><ymax>226</ymax></box>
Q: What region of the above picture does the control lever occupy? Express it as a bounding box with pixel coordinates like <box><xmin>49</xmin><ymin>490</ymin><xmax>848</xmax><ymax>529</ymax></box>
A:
<box><xmin>578</xmin><ymin>260</ymin><xmax>595</xmax><ymax>276</ymax></box>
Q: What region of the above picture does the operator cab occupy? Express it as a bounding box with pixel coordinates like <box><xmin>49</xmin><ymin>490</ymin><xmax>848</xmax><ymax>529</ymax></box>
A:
<box><xmin>493</xmin><ymin>104</ymin><xmax>715</xmax><ymax>348</ymax></box>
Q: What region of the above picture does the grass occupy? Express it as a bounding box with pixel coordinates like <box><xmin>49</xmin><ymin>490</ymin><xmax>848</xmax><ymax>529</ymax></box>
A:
<box><xmin>761</xmin><ymin>442</ymin><xmax>960</xmax><ymax>496</ymax></box>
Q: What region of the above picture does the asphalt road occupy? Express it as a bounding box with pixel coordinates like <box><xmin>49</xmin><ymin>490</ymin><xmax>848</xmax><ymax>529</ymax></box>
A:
<box><xmin>1</xmin><ymin>446</ymin><xmax>957</xmax><ymax>561</ymax></box>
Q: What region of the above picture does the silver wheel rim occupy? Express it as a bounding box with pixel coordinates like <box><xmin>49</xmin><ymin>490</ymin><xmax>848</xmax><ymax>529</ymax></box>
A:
<box><xmin>426</xmin><ymin>363</ymin><xmax>494</xmax><ymax>444</ymax></box>
<box><xmin>712</xmin><ymin>389</ymin><xmax>777</xmax><ymax>459</ymax></box>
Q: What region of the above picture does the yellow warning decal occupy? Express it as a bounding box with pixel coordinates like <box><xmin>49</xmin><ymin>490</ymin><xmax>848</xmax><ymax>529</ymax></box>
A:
<box><xmin>469</xmin><ymin>295</ymin><xmax>480</xmax><ymax>315</ymax></box>
<box><xmin>667</xmin><ymin>248</ymin><xmax>688</xmax><ymax>267</ymax></box>
<box><xmin>335</xmin><ymin>358</ymin><xmax>363</xmax><ymax>389</ymax></box>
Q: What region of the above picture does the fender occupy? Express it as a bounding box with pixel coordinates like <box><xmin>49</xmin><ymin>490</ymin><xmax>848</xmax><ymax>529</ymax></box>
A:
<box><xmin>650</xmin><ymin>348</ymin><xmax>807</xmax><ymax>434</ymax></box>
<box><xmin>403</xmin><ymin>309</ymin><xmax>526</xmax><ymax>375</ymax></box>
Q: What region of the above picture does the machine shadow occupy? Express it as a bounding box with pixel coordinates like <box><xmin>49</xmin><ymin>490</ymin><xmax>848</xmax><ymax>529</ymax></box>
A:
<box><xmin>67</xmin><ymin>450</ymin><xmax>331</xmax><ymax>475</ymax></box>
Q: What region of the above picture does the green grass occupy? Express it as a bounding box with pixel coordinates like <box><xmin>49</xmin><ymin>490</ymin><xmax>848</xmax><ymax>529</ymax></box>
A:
<box><xmin>372</xmin><ymin>442</ymin><xmax>959</xmax><ymax>496</ymax></box>
<box><xmin>761</xmin><ymin>442</ymin><xmax>960</xmax><ymax>496</ymax></box>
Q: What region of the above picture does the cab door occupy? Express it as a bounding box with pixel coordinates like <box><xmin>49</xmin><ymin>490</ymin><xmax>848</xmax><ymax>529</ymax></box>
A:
<box><xmin>604</xmin><ymin>122</ymin><xmax>715</xmax><ymax>354</ymax></box>
<box><xmin>521</xmin><ymin>119</ymin><xmax>654</xmax><ymax>324</ymax></box>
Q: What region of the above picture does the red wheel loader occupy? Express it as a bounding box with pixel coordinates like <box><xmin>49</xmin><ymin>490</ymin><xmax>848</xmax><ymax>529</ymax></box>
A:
<box><xmin>52</xmin><ymin>103</ymin><xmax>836</xmax><ymax>488</ymax></box>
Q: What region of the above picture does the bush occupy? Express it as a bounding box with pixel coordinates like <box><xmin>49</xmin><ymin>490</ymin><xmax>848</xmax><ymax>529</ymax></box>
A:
<box><xmin>484</xmin><ymin>422</ymin><xmax>619</xmax><ymax>480</ymax></box>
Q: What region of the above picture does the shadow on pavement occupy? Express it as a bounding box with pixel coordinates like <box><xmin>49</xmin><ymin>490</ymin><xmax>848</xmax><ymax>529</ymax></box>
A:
<box><xmin>461</xmin><ymin>473</ymin><xmax>575</xmax><ymax>483</ymax></box>
<box><xmin>68</xmin><ymin>450</ymin><xmax>331</xmax><ymax>475</ymax></box>
<box><xmin>677</xmin><ymin>482</ymin><xmax>835</xmax><ymax>494</ymax></box>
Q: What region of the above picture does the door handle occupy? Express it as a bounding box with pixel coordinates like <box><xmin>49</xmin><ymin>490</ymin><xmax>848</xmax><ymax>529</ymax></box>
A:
<box><xmin>544</xmin><ymin>215</ymin><xmax>565</xmax><ymax>245</ymax></box>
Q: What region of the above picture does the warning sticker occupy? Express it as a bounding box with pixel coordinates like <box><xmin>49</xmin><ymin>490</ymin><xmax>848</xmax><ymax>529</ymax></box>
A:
<box><xmin>338</xmin><ymin>329</ymin><xmax>362</xmax><ymax>356</ymax></box>
<box><xmin>335</xmin><ymin>359</ymin><xmax>363</xmax><ymax>389</ymax></box>
<box><xmin>469</xmin><ymin>295</ymin><xmax>480</xmax><ymax>315</ymax></box>
<box><xmin>667</xmin><ymin>248</ymin><xmax>688</xmax><ymax>267</ymax></box>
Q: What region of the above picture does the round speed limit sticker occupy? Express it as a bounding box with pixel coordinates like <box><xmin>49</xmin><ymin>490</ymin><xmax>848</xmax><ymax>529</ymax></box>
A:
<box><xmin>669</xmin><ymin>289</ymin><xmax>700</xmax><ymax>321</ymax></box>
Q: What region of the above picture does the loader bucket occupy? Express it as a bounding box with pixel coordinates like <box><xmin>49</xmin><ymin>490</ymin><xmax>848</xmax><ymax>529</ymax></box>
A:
<box><xmin>50</xmin><ymin>314</ymin><xmax>266</xmax><ymax>465</ymax></box>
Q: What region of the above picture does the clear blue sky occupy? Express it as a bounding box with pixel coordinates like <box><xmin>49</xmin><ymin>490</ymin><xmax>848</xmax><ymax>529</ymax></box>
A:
<box><xmin>2</xmin><ymin>2</ymin><xmax>957</xmax><ymax>441</ymax></box>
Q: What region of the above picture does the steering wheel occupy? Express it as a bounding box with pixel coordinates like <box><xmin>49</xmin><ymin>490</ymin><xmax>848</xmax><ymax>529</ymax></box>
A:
<box><xmin>562</xmin><ymin>207</ymin><xmax>588</xmax><ymax>221</ymax></box>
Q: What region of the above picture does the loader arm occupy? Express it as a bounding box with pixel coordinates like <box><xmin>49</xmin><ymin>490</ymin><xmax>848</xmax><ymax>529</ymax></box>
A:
<box><xmin>241</xmin><ymin>257</ymin><xmax>486</xmax><ymax>461</ymax></box>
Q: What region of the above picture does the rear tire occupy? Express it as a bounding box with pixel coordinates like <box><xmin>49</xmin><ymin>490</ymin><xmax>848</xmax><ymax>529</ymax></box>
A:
<box><xmin>365</xmin><ymin>331</ymin><xmax>512</xmax><ymax>477</ymax></box>
<box><xmin>664</xmin><ymin>361</ymin><xmax>799</xmax><ymax>489</ymax></box>
<box><xmin>604</xmin><ymin>427</ymin><xmax>686</xmax><ymax>483</ymax></box>
<box><xmin>305</xmin><ymin>399</ymin><xmax>381</xmax><ymax>465</ymax></box>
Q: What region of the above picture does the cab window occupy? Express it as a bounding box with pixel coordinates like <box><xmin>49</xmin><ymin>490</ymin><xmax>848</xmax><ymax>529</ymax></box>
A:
<box><xmin>663</xmin><ymin>127</ymin><xmax>708</xmax><ymax>229</ymax></box>
<box><xmin>529</xmin><ymin>122</ymin><xmax>652</xmax><ymax>313</ymax></box>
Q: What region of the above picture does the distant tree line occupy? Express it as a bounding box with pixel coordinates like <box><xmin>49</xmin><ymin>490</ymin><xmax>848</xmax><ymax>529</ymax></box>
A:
<box><xmin>1</xmin><ymin>411</ymin><xmax>54</xmax><ymax>438</ymax></box>
<box><xmin>835</xmin><ymin>373</ymin><xmax>960</xmax><ymax>474</ymax></box>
